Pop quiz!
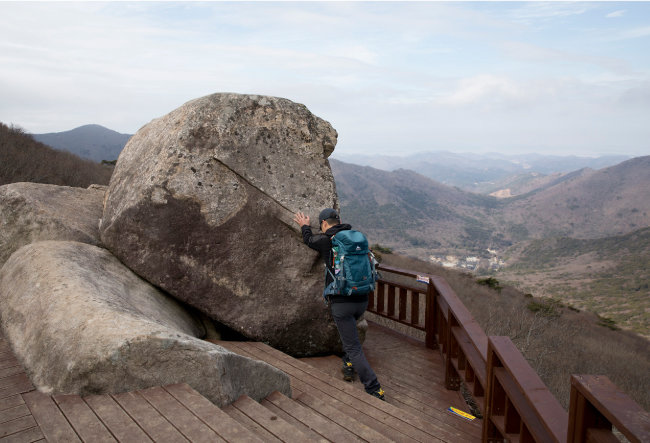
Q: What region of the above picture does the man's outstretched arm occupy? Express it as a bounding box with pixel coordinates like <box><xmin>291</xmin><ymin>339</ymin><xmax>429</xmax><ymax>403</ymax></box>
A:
<box><xmin>294</xmin><ymin>211</ymin><xmax>329</xmax><ymax>254</ymax></box>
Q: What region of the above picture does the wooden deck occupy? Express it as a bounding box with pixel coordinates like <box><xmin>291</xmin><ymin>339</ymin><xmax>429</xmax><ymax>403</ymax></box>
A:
<box><xmin>1</xmin><ymin>322</ymin><xmax>482</xmax><ymax>442</ymax></box>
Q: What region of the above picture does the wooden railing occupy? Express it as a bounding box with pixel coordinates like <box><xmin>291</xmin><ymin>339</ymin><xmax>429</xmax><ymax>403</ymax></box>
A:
<box><xmin>369</xmin><ymin>264</ymin><xmax>650</xmax><ymax>443</ymax></box>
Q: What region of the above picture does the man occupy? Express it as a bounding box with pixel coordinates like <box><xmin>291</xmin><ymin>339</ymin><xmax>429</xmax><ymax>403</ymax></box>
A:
<box><xmin>293</xmin><ymin>208</ymin><xmax>384</xmax><ymax>400</ymax></box>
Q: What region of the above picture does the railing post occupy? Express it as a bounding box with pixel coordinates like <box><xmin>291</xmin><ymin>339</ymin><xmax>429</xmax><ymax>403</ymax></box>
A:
<box><xmin>444</xmin><ymin>313</ymin><xmax>461</xmax><ymax>390</ymax></box>
<box><xmin>425</xmin><ymin>279</ymin><xmax>438</xmax><ymax>349</ymax></box>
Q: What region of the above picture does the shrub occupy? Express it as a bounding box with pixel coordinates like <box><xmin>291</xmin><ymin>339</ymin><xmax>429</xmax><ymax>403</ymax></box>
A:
<box><xmin>527</xmin><ymin>299</ymin><xmax>560</xmax><ymax>317</ymax></box>
<box><xmin>597</xmin><ymin>315</ymin><xmax>619</xmax><ymax>331</ymax></box>
<box><xmin>477</xmin><ymin>277</ymin><xmax>502</xmax><ymax>292</ymax></box>
<box><xmin>371</xmin><ymin>244</ymin><xmax>393</xmax><ymax>254</ymax></box>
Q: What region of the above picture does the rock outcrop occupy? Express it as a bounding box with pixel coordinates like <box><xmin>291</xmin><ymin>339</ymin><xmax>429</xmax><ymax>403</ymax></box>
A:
<box><xmin>0</xmin><ymin>182</ymin><xmax>104</xmax><ymax>266</ymax></box>
<box><xmin>100</xmin><ymin>93</ymin><xmax>349</xmax><ymax>356</ymax></box>
<box><xmin>0</xmin><ymin>241</ymin><xmax>290</xmax><ymax>405</ymax></box>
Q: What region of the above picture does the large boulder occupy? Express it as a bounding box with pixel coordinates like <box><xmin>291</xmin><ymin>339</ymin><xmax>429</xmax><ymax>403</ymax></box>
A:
<box><xmin>0</xmin><ymin>182</ymin><xmax>104</xmax><ymax>266</ymax></box>
<box><xmin>0</xmin><ymin>241</ymin><xmax>290</xmax><ymax>405</ymax></box>
<box><xmin>100</xmin><ymin>93</ymin><xmax>353</xmax><ymax>356</ymax></box>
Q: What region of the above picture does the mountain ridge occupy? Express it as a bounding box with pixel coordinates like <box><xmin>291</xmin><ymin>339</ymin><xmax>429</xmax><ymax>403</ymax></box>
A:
<box><xmin>332</xmin><ymin>155</ymin><xmax>650</xmax><ymax>256</ymax></box>
<box><xmin>333</xmin><ymin>151</ymin><xmax>631</xmax><ymax>194</ymax></box>
<box><xmin>32</xmin><ymin>124</ymin><xmax>132</xmax><ymax>163</ymax></box>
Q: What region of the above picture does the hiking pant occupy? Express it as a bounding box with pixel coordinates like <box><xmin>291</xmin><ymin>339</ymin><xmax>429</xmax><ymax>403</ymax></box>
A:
<box><xmin>330</xmin><ymin>300</ymin><xmax>381</xmax><ymax>393</ymax></box>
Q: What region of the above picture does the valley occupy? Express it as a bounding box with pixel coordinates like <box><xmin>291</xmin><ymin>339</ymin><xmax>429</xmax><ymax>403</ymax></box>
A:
<box><xmin>332</xmin><ymin>157</ymin><xmax>650</xmax><ymax>338</ymax></box>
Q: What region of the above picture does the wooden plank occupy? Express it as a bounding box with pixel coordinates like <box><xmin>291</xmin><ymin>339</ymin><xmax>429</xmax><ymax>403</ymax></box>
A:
<box><xmin>222</xmin><ymin>331</ymin><xmax>480</xmax><ymax>441</ymax></box>
<box><xmin>387</xmin><ymin>284</ymin><xmax>396</xmax><ymax>318</ymax></box>
<box><xmin>411</xmin><ymin>291</ymin><xmax>420</xmax><ymax>327</ymax></box>
<box><xmin>22</xmin><ymin>391</ymin><xmax>80</xmax><ymax>442</ymax></box>
<box><xmin>266</xmin><ymin>391</ymin><xmax>357</xmax><ymax>442</ymax></box>
<box><xmin>250</xmin><ymin>340</ymin><xmax>478</xmax><ymax>442</ymax></box>
<box><xmin>0</xmin><ymin>375</ymin><xmax>30</xmax><ymax>391</ymax></box>
<box><xmin>295</xmin><ymin>390</ymin><xmax>393</xmax><ymax>443</ymax></box>
<box><xmin>0</xmin><ymin>405</ymin><xmax>30</xmax><ymax>425</ymax></box>
<box><xmin>0</xmin><ymin>359</ymin><xmax>21</xmax><ymax>372</ymax></box>
<box><xmin>398</xmin><ymin>287</ymin><xmax>408</xmax><ymax>322</ymax></box>
<box><xmin>376</xmin><ymin>281</ymin><xmax>386</xmax><ymax>314</ymax></box>
<box><xmin>0</xmin><ymin>396</ymin><xmax>24</xmax><ymax>413</ymax></box>
<box><xmin>52</xmin><ymin>395</ymin><xmax>115</xmax><ymax>443</ymax></box>
<box><xmin>375</xmin><ymin>264</ymin><xmax>420</xmax><ymax>279</ymax></box>
<box><xmin>83</xmin><ymin>394</ymin><xmax>152</xmax><ymax>443</ymax></box>
<box><xmin>0</xmin><ymin>368</ymin><xmax>24</xmax><ymax>381</ymax></box>
<box><xmin>376</xmin><ymin>379</ymin><xmax>481</xmax><ymax>437</ymax></box>
<box><xmin>222</xmin><ymin>404</ymin><xmax>282</xmax><ymax>442</ymax></box>
<box><xmin>137</xmin><ymin>386</ymin><xmax>223</xmax><ymax>443</ymax></box>
<box><xmin>375</xmin><ymin>369</ymin><xmax>463</xmax><ymax>411</ymax></box>
<box><xmin>291</xmin><ymin>377</ymin><xmax>420</xmax><ymax>442</ymax></box>
<box><xmin>0</xmin><ymin>424</ymin><xmax>43</xmax><ymax>442</ymax></box>
<box><xmin>111</xmin><ymin>390</ymin><xmax>188</xmax><ymax>443</ymax></box>
<box><xmin>235</xmin><ymin>340</ymin><xmax>426</xmax><ymax>442</ymax></box>
<box><xmin>232</xmin><ymin>395</ymin><xmax>316</xmax><ymax>442</ymax></box>
<box><xmin>238</xmin><ymin>341</ymin><xmax>456</xmax><ymax>442</ymax></box>
<box><xmin>0</xmin><ymin>383</ymin><xmax>33</xmax><ymax>401</ymax></box>
<box><xmin>0</xmin><ymin>416</ymin><xmax>37</xmax><ymax>438</ymax></box>
<box><xmin>260</xmin><ymin>399</ymin><xmax>323</xmax><ymax>441</ymax></box>
<box><xmin>163</xmin><ymin>383</ymin><xmax>261</xmax><ymax>443</ymax></box>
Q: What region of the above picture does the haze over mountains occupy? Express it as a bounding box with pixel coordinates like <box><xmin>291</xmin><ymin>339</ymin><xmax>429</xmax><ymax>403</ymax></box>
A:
<box><xmin>333</xmin><ymin>151</ymin><xmax>631</xmax><ymax>194</ymax></box>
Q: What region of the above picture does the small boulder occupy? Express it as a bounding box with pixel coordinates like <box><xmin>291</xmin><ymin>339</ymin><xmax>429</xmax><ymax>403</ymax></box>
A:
<box><xmin>0</xmin><ymin>182</ymin><xmax>104</xmax><ymax>266</ymax></box>
<box><xmin>100</xmin><ymin>93</ymin><xmax>348</xmax><ymax>356</ymax></box>
<box><xmin>0</xmin><ymin>241</ymin><xmax>290</xmax><ymax>405</ymax></box>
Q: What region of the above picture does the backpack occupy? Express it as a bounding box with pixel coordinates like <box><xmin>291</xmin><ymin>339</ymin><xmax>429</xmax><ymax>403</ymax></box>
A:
<box><xmin>323</xmin><ymin>230</ymin><xmax>378</xmax><ymax>298</ymax></box>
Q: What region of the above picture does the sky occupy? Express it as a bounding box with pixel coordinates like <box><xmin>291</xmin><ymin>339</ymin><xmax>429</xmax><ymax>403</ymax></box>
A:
<box><xmin>1</xmin><ymin>1</ymin><xmax>649</xmax><ymax>158</ymax></box>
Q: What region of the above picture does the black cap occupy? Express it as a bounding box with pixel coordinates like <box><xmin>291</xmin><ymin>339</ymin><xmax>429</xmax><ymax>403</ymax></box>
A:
<box><xmin>318</xmin><ymin>208</ymin><xmax>339</xmax><ymax>224</ymax></box>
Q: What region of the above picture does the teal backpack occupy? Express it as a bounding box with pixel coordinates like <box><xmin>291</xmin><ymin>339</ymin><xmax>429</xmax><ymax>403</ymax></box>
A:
<box><xmin>323</xmin><ymin>230</ymin><xmax>378</xmax><ymax>298</ymax></box>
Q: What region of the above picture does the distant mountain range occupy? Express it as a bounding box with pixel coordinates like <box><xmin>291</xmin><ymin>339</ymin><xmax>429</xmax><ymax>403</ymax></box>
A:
<box><xmin>332</xmin><ymin>156</ymin><xmax>650</xmax><ymax>336</ymax></box>
<box><xmin>332</xmin><ymin>156</ymin><xmax>650</xmax><ymax>257</ymax></box>
<box><xmin>333</xmin><ymin>151</ymin><xmax>631</xmax><ymax>194</ymax></box>
<box><xmin>32</xmin><ymin>125</ymin><xmax>132</xmax><ymax>163</ymax></box>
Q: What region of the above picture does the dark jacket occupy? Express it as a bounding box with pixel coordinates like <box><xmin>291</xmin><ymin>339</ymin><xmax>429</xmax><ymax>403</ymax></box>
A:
<box><xmin>300</xmin><ymin>223</ymin><xmax>369</xmax><ymax>303</ymax></box>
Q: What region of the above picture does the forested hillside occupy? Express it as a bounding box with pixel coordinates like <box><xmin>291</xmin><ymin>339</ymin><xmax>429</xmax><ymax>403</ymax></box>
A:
<box><xmin>0</xmin><ymin>123</ymin><xmax>113</xmax><ymax>187</ymax></box>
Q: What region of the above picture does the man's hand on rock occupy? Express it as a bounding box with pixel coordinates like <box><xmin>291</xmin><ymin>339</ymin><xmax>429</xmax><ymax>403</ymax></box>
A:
<box><xmin>293</xmin><ymin>212</ymin><xmax>310</xmax><ymax>227</ymax></box>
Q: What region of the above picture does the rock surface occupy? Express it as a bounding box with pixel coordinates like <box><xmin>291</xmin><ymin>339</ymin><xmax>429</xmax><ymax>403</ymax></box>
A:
<box><xmin>0</xmin><ymin>241</ymin><xmax>290</xmax><ymax>405</ymax></box>
<box><xmin>100</xmin><ymin>93</ymin><xmax>349</xmax><ymax>356</ymax></box>
<box><xmin>0</xmin><ymin>182</ymin><xmax>104</xmax><ymax>266</ymax></box>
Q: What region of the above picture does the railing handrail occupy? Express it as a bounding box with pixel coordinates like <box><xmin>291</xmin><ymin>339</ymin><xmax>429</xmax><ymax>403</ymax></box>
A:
<box><xmin>569</xmin><ymin>375</ymin><xmax>650</xmax><ymax>443</ymax></box>
<box><xmin>371</xmin><ymin>263</ymin><xmax>649</xmax><ymax>443</ymax></box>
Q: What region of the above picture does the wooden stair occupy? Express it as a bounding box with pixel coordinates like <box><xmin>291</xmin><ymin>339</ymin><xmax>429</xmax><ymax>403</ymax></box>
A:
<box><xmin>213</xmin><ymin>339</ymin><xmax>481</xmax><ymax>442</ymax></box>
<box><xmin>2</xmin><ymin>325</ymin><xmax>481</xmax><ymax>442</ymax></box>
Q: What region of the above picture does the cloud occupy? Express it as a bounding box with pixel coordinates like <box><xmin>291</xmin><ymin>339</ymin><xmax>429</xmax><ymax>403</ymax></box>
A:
<box><xmin>618</xmin><ymin>26</ymin><xmax>650</xmax><ymax>40</ymax></box>
<box><xmin>0</xmin><ymin>1</ymin><xmax>647</xmax><ymax>157</ymax></box>
<box><xmin>606</xmin><ymin>10</ymin><xmax>626</xmax><ymax>18</ymax></box>
<box><xmin>438</xmin><ymin>75</ymin><xmax>527</xmax><ymax>107</ymax></box>
<box><xmin>500</xmin><ymin>41</ymin><xmax>631</xmax><ymax>75</ymax></box>
<box><xmin>506</xmin><ymin>2</ymin><xmax>589</xmax><ymax>25</ymax></box>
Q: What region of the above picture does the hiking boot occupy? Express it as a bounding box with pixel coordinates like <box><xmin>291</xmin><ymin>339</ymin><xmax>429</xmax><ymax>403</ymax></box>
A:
<box><xmin>368</xmin><ymin>388</ymin><xmax>385</xmax><ymax>401</ymax></box>
<box><xmin>342</xmin><ymin>360</ymin><xmax>355</xmax><ymax>382</ymax></box>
